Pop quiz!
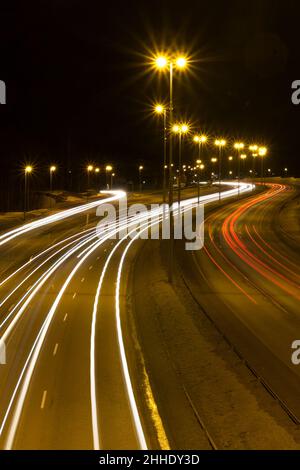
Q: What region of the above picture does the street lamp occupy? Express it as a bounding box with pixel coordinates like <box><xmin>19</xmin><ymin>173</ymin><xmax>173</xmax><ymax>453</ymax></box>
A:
<box><xmin>138</xmin><ymin>165</ymin><xmax>144</xmax><ymax>192</ymax></box>
<box><xmin>173</xmin><ymin>122</ymin><xmax>189</xmax><ymax>208</ymax></box>
<box><xmin>153</xmin><ymin>52</ymin><xmax>189</xmax><ymax>283</ymax></box>
<box><xmin>49</xmin><ymin>165</ymin><xmax>56</xmax><ymax>192</ymax></box>
<box><xmin>86</xmin><ymin>165</ymin><xmax>94</xmax><ymax>200</ymax></box>
<box><xmin>258</xmin><ymin>147</ymin><xmax>267</xmax><ymax>186</ymax></box>
<box><xmin>194</xmin><ymin>134</ymin><xmax>207</xmax><ymax>204</ymax></box>
<box><xmin>154</xmin><ymin>104</ymin><xmax>167</xmax><ymax>204</ymax></box>
<box><xmin>240</xmin><ymin>154</ymin><xmax>247</xmax><ymax>178</ymax></box>
<box><xmin>211</xmin><ymin>157</ymin><xmax>217</xmax><ymax>181</ymax></box>
<box><xmin>24</xmin><ymin>166</ymin><xmax>33</xmax><ymax>220</ymax></box>
<box><xmin>249</xmin><ymin>145</ymin><xmax>258</xmax><ymax>186</ymax></box>
<box><xmin>105</xmin><ymin>165</ymin><xmax>113</xmax><ymax>189</ymax></box>
<box><xmin>215</xmin><ymin>139</ymin><xmax>226</xmax><ymax>201</ymax></box>
<box><xmin>197</xmin><ymin>163</ymin><xmax>205</xmax><ymax>204</ymax></box>
<box><xmin>234</xmin><ymin>142</ymin><xmax>244</xmax><ymax>195</ymax></box>
<box><xmin>111</xmin><ymin>172</ymin><xmax>115</xmax><ymax>189</ymax></box>
<box><xmin>228</xmin><ymin>156</ymin><xmax>233</xmax><ymax>178</ymax></box>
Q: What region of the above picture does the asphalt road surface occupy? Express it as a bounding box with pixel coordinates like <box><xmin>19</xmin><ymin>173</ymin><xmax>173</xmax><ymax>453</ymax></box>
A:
<box><xmin>1</xmin><ymin>181</ymin><xmax>298</xmax><ymax>449</ymax></box>
<box><xmin>177</xmin><ymin>182</ymin><xmax>300</xmax><ymax>423</ymax></box>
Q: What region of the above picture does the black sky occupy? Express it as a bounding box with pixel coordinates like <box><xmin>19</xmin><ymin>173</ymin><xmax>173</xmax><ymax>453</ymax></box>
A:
<box><xmin>0</xmin><ymin>0</ymin><xmax>300</xmax><ymax>208</ymax></box>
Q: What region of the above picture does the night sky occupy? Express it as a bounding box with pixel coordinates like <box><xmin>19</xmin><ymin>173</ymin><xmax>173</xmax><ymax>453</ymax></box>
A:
<box><xmin>0</xmin><ymin>0</ymin><xmax>300</xmax><ymax>209</ymax></box>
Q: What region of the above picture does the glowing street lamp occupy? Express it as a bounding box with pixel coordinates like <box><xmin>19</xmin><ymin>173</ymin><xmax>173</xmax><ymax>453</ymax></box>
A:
<box><xmin>215</xmin><ymin>139</ymin><xmax>226</xmax><ymax>201</ymax></box>
<box><xmin>172</xmin><ymin>123</ymin><xmax>189</xmax><ymax>208</ymax></box>
<box><xmin>153</xmin><ymin>51</ymin><xmax>189</xmax><ymax>283</ymax></box>
<box><xmin>227</xmin><ymin>156</ymin><xmax>234</xmax><ymax>179</ymax></box>
<box><xmin>197</xmin><ymin>163</ymin><xmax>205</xmax><ymax>204</ymax></box>
<box><xmin>248</xmin><ymin>145</ymin><xmax>258</xmax><ymax>185</ymax></box>
<box><xmin>138</xmin><ymin>165</ymin><xmax>144</xmax><ymax>192</ymax></box>
<box><xmin>105</xmin><ymin>165</ymin><xmax>113</xmax><ymax>189</ymax></box>
<box><xmin>86</xmin><ymin>164</ymin><xmax>94</xmax><ymax>194</ymax></box>
<box><xmin>49</xmin><ymin>165</ymin><xmax>57</xmax><ymax>192</ymax></box>
<box><xmin>155</xmin><ymin>56</ymin><xmax>168</xmax><ymax>69</ymax></box>
<box><xmin>194</xmin><ymin>134</ymin><xmax>207</xmax><ymax>203</ymax></box>
<box><xmin>211</xmin><ymin>157</ymin><xmax>218</xmax><ymax>180</ymax></box>
<box><xmin>240</xmin><ymin>154</ymin><xmax>247</xmax><ymax>179</ymax></box>
<box><xmin>24</xmin><ymin>165</ymin><xmax>33</xmax><ymax>220</ymax></box>
<box><xmin>258</xmin><ymin>147</ymin><xmax>268</xmax><ymax>186</ymax></box>
<box><xmin>234</xmin><ymin>142</ymin><xmax>244</xmax><ymax>195</ymax></box>
<box><xmin>111</xmin><ymin>172</ymin><xmax>115</xmax><ymax>189</ymax></box>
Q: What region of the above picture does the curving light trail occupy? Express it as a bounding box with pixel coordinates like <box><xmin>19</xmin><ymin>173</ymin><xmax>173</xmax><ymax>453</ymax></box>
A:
<box><xmin>0</xmin><ymin>181</ymin><xmax>254</xmax><ymax>449</ymax></box>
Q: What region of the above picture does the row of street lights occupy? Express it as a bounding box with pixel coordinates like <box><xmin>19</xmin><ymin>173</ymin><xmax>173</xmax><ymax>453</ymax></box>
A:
<box><xmin>23</xmin><ymin>163</ymin><xmax>115</xmax><ymax>219</ymax></box>
<box><xmin>150</xmin><ymin>52</ymin><xmax>271</xmax><ymax>282</ymax></box>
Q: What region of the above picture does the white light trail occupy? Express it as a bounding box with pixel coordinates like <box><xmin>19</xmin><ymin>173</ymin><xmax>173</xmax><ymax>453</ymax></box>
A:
<box><xmin>1</xmin><ymin>182</ymin><xmax>253</xmax><ymax>449</ymax></box>
<box><xmin>0</xmin><ymin>191</ymin><xmax>126</xmax><ymax>246</ymax></box>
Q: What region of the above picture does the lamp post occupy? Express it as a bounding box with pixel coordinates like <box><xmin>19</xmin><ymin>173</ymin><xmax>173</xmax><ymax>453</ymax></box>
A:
<box><xmin>49</xmin><ymin>165</ymin><xmax>56</xmax><ymax>192</ymax></box>
<box><xmin>240</xmin><ymin>154</ymin><xmax>247</xmax><ymax>178</ymax></box>
<box><xmin>138</xmin><ymin>165</ymin><xmax>143</xmax><ymax>192</ymax></box>
<box><xmin>105</xmin><ymin>165</ymin><xmax>113</xmax><ymax>190</ymax></box>
<box><xmin>215</xmin><ymin>139</ymin><xmax>226</xmax><ymax>201</ymax></box>
<box><xmin>94</xmin><ymin>167</ymin><xmax>100</xmax><ymax>192</ymax></box>
<box><xmin>249</xmin><ymin>145</ymin><xmax>258</xmax><ymax>189</ymax></box>
<box><xmin>258</xmin><ymin>147</ymin><xmax>267</xmax><ymax>187</ymax></box>
<box><xmin>197</xmin><ymin>164</ymin><xmax>205</xmax><ymax>204</ymax></box>
<box><xmin>24</xmin><ymin>166</ymin><xmax>32</xmax><ymax>220</ymax></box>
<box><xmin>87</xmin><ymin>165</ymin><xmax>94</xmax><ymax>201</ymax></box>
<box><xmin>228</xmin><ymin>156</ymin><xmax>233</xmax><ymax>178</ymax></box>
<box><xmin>154</xmin><ymin>53</ymin><xmax>188</xmax><ymax>283</ymax></box>
<box><xmin>173</xmin><ymin>123</ymin><xmax>189</xmax><ymax>209</ymax></box>
<box><xmin>234</xmin><ymin>142</ymin><xmax>244</xmax><ymax>196</ymax></box>
<box><xmin>154</xmin><ymin>104</ymin><xmax>167</xmax><ymax>204</ymax></box>
<box><xmin>194</xmin><ymin>134</ymin><xmax>207</xmax><ymax>204</ymax></box>
<box><xmin>111</xmin><ymin>172</ymin><xmax>115</xmax><ymax>189</ymax></box>
<box><xmin>211</xmin><ymin>157</ymin><xmax>217</xmax><ymax>183</ymax></box>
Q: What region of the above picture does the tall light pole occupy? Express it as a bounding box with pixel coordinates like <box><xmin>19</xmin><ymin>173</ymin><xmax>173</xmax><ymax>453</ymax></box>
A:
<box><xmin>154</xmin><ymin>104</ymin><xmax>167</xmax><ymax>204</ymax></box>
<box><xmin>197</xmin><ymin>164</ymin><xmax>205</xmax><ymax>204</ymax></box>
<box><xmin>215</xmin><ymin>139</ymin><xmax>226</xmax><ymax>201</ymax></box>
<box><xmin>228</xmin><ymin>156</ymin><xmax>233</xmax><ymax>178</ymax></box>
<box><xmin>24</xmin><ymin>166</ymin><xmax>32</xmax><ymax>220</ymax></box>
<box><xmin>49</xmin><ymin>165</ymin><xmax>56</xmax><ymax>192</ymax></box>
<box><xmin>234</xmin><ymin>142</ymin><xmax>244</xmax><ymax>196</ymax></box>
<box><xmin>211</xmin><ymin>157</ymin><xmax>217</xmax><ymax>182</ymax></box>
<box><xmin>105</xmin><ymin>165</ymin><xmax>113</xmax><ymax>190</ymax></box>
<box><xmin>138</xmin><ymin>165</ymin><xmax>143</xmax><ymax>192</ymax></box>
<box><xmin>194</xmin><ymin>134</ymin><xmax>207</xmax><ymax>204</ymax></box>
<box><xmin>87</xmin><ymin>165</ymin><xmax>94</xmax><ymax>201</ymax></box>
<box><xmin>94</xmin><ymin>167</ymin><xmax>100</xmax><ymax>192</ymax></box>
<box><xmin>154</xmin><ymin>53</ymin><xmax>188</xmax><ymax>283</ymax></box>
<box><xmin>258</xmin><ymin>147</ymin><xmax>267</xmax><ymax>187</ymax></box>
<box><xmin>111</xmin><ymin>172</ymin><xmax>115</xmax><ymax>189</ymax></box>
<box><xmin>173</xmin><ymin>123</ymin><xmax>189</xmax><ymax>209</ymax></box>
<box><xmin>240</xmin><ymin>154</ymin><xmax>247</xmax><ymax>178</ymax></box>
<box><xmin>249</xmin><ymin>145</ymin><xmax>258</xmax><ymax>189</ymax></box>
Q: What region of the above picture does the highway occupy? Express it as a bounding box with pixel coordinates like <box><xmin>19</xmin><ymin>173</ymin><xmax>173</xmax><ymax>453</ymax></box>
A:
<box><xmin>177</xmin><ymin>183</ymin><xmax>300</xmax><ymax>425</ymax></box>
<box><xmin>1</xmin><ymin>181</ymin><xmax>298</xmax><ymax>449</ymax></box>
